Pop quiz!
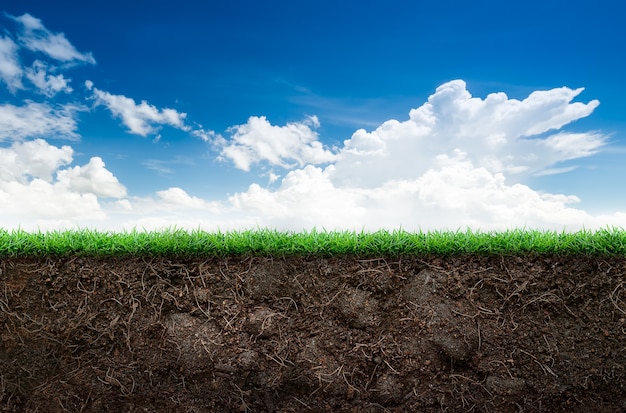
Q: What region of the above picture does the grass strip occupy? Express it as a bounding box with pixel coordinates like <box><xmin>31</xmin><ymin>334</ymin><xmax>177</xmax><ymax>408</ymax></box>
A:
<box><xmin>0</xmin><ymin>227</ymin><xmax>625</xmax><ymax>257</ymax></box>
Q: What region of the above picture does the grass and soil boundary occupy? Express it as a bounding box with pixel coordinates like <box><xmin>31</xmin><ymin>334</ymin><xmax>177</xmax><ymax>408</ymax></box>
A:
<box><xmin>1</xmin><ymin>230</ymin><xmax>625</xmax><ymax>412</ymax></box>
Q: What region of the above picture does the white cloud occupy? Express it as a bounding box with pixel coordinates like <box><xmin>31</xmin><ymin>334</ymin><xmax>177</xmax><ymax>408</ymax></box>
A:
<box><xmin>88</xmin><ymin>83</ymin><xmax>190</xmax><ymax>136</ymax></box>
<box><xmin>541</xmin><ymin>132</ymin><xmax>606</xmax><ymax>160</ymax></box>
<box><xmin>1</xmin><ymin>79</ymin><xmax>623</xmax><ymax>233</ymax></box>
<box><xmin>9</xmin><ymin>13</ymin><xmax>95</xmax><ymax>64</ymax></box>
<box><xmin>106</xmin><ymin>187</ymin><xmax>222</xmax><ymax>217</ymax></box>
<box><xmin>0</xmin><ymin>179</ymin><xmax>104</xmax><ymax>223</ymax></box>
<box><xmin>156</xmin><ymin>187</ymin><xmax>213</xmax><ymax>209</ymax></box>
<box><xmin>1</xmin><ymin>13</ymin><xmax>86</xmax><ymax>96</ymax></box>
<box><xmin>218</xmin><ymin>115</ymin><xmax>337</xmax><ymax>171</ymax></box>
<box><xmin>91</xmin><ymin>188</ymin><xmax>230</xmax><ymax>232</ymax></box>
<box><xmin>0</xmin><ymin>36</ymin><xmax>23</xmax><ymax>92</ymax></box>
<box><xmin>392</xmin><ymin>151</ymin><xmax>591</xmax><ymax>230</ymax></box>
<box><xmin>210</xmin><ymin>80</ymin><xmax>618</xmax><ymax>232</ymax></box>
<box><xmin>191</xmin><ymin>128</ymin><xmax>220</xmax><ymax>142</ymax></box>
<box><xmin>333</xmin><ymin>80</ymin><xmax>604</xmax><ymax>188</ymax></box>
<box><xmin>268</xmin><ymin>171</ymin><xmax>280</xmax><ymax>184</ymax></box>
<box><xmin>425</xmin><ymin>81</ymin><xmax>599</xmax><ymax>138</ymax></box>
<box><xmin>0</xmin><ymin>139</ymin><xmax>73</xmax><ymax>182</ymax></box>
<box><xmin>229</xmin><ymin>165</ymin><xmax>367</xmax><ymax>229</ymax></box>
<box><xmin>56</xmin><ymin>156</ymin><xmax>127</xmax><ymax>198</ymax></box>
<box><xmin>25</xmin><ymin>60</ymin><xmax>73</xmax><ymax>96</ymax></box>
<box><xmin>223</xmin><ymin>152</ymin><xmax>604</xmax><ymax>232</ymax></box>
<box><xmin>533</xmin><ymin>166</ymin><xmax>577</xmax><ymax>177</ymax></box>
<box><xmin>0</xmin><ymin>140</ymin><xmax>125</xmax><ymax>228</ymax></box>
<box><xmin>0</xmin><ymin>101</ymin><xmax>81</xmax><ymax>141</ymax></box>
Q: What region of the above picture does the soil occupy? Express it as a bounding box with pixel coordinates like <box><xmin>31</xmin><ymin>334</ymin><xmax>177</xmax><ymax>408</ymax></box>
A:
<box><xmin>1</xmin><ymin>254</ymin><xmax>625</xmax><ymax>412</ymax></box>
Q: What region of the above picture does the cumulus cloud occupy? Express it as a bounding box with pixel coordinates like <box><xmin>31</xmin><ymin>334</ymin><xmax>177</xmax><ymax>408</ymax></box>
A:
<box><xmin>87</xmin><ymin>82</ymin><xmax>190</xmax><ymax>136</ymax></box>
<box><xmin>208</xmin><ymin>79</ymin><xmax>612</xmax><ymax>231</ymax></box>
<box><xmin>388</xmin><ymin>150</ymin><xmax>591</xmax><ymax>230</ymax></box>
<box><xmin>0</xmin><ymin>36</ymin><xmax>23</xmax><ymax>92</ymax></box>
<box><xmin>56</xmin><ymin>157</ymin><xmax>127</xmax><ymax>198</ymax></box>
<box><xmin>218</xmin><ymin>115</ymin><xmax>337</xmax><ymax>171</ymax></box>
<box><xmin>9</xmin><ymin>13</ymin><xmax>95</xmax><ymax>64</ymax></box>
<box><xmin>0</xmin><ymin>101</ymin><xmax>81</xmax><ymax>141</ymax></box>
<box><xmin>0</xmin><ymin>179</ymin><xmax>104</xmax><ymax>224</ymax></box>
<box><xmin>0</xmin><ymin>139</ymin><xmax>73</xmax><ymax>182</ymax></box>
<box><xmin>333</xmin><ymin>80</ymin><xmax>604</xmax><ymax>187</ymax></box>
<box><xmin>217</xmin><ymin>80</ymin><xmax>617</xmax><ymax>232</ymax></box>
<box><xmin>0</xmin><ymin>140</ymin><xmax>126</xmax><ymax>228</ymax></box>
<box><xmin>229</xmin><ymin>165</ymin><xmax>367</xmax><ymax>229</ymax></box>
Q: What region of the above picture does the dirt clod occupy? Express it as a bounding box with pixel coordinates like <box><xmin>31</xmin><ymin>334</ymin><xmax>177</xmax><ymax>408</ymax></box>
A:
<box><xmin>1</xmin><ymin>254</ymin><xmax>625</xmax><ymax>412</ymax></box>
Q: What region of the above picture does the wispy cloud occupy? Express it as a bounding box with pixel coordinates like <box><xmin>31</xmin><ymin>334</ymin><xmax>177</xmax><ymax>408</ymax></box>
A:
<box><xmin>86</xmin><ymin>81</ymin><xmax>190</xmax><ymax>136</ymax></box>
<box><xmin>25</xmin><ymin>60</ymin><xmax>73</xmax><ymax>97</ymax></box>
<box><xmin>0</xmin><ymin>101</ymin><xmax>81</xmax><ymax>141</ymax></box>
<box><xmin>142</xmin><ymin>156</ymin><xmax>195</xmax><ymax>176</ymax></box>
<box><xmin>0</xmin><ymin>35</ymin><xmax>23</xmax><ymax>92</ymax></box>
<box><xmin>0</xmin><ymin>13</ymin><xmax>90</xmax><ymax>141</ymax></box>
<box><xmin>8</xmin><ymin>12</ymin><xmax>95</xmax><ymax>64</ymax></box>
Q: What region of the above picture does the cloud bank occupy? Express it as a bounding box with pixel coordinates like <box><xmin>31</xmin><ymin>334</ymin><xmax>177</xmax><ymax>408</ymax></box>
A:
<box><xmin>1</xmin><ymin>12</ymin><xmax>624</xmax><ymax>232</ymax></box>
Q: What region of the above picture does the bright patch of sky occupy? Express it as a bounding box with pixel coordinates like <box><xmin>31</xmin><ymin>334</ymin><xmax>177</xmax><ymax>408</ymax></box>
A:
<box><xmin>1</xmin><ymin>1</ymin><xmax>625</xmax><ymax>232</ymax></box>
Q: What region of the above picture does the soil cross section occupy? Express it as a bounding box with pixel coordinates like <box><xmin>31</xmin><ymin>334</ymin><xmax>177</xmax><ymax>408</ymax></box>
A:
<box><xmin>1</xmin><ymin>254</ymin><xmax>625</xmax><ymax>412</ymax></box>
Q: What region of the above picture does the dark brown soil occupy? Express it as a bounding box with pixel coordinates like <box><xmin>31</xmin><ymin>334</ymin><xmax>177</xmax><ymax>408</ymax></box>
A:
<box><xmin>1</xmin><ymin>254</ymin><xmax>625</xmax><ymax>412</ymax></box>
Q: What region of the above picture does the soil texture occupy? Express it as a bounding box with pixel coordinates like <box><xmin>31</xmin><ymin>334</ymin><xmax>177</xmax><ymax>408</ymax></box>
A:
<box><xmin>1</xmin><ymin>254</ymin><xmax>625</xmax><ymax>412</ymax></box>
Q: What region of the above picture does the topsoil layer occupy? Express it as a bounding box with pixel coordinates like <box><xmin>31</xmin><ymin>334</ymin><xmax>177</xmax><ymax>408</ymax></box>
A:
<box><xmin>1</xmin><ymin>254</ymin><xmax>625</xmax><ymax>412</ymax></box>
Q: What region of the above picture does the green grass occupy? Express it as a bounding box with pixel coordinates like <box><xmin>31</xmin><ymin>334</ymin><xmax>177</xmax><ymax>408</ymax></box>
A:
<box><xmin>1</xmin><ymin>227</ymin><xmax>625</xmax><ymax>257</ymax></box>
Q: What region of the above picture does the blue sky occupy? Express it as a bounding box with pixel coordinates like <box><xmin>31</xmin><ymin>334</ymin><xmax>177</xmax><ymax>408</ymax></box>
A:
<box><xmin>1</xmin><ymin>0</ymin><xmax>625</xmax><ymax>231</ymax></box>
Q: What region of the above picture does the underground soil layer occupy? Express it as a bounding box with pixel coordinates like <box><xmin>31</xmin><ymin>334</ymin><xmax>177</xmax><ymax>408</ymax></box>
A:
<box><xmin>1</xmin><ymin>254</ymin><xmax>625</xmax><ymax>412</ymax></box>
